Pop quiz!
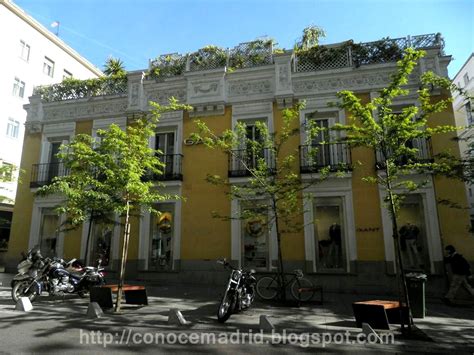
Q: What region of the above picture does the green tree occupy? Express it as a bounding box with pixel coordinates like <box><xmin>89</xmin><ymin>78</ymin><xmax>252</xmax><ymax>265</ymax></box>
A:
<box><xmin>103</xmin><ymin>56</ymin><xmax>126</xmax><ymax>77</ymax></box>
<box><xmin>191</xmin><ymin>103</ymin><xmax>337</xmax><ymax>300</ymax></box>
<box><xmin>37</xmin><ymin>98</ymin><xmax>190</xmax><ymax>311</ymax></box>
<box><xmin>331</xmin><ymin>48</ymin><xmax>460</xmax><ymax>330</ymax></box>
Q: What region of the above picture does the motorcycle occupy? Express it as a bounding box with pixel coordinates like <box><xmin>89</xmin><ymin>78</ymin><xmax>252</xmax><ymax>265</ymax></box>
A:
<box><xmin>216</xmin><ymin>258</ymin><xmax>256</xmax><ymax>323</ymax></box>
<box><xmin>10</xmin><ymin>246</ymin><xmax>43</xmax><ymax>288</ymax></box>
<box><xmin>11</xmin><ymin>255</ymin><xmax>105</xmax><ymax>303</ymax></box>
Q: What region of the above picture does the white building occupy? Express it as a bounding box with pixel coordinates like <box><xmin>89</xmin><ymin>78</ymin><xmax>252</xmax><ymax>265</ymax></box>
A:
<box><xmin>452</xmin><ymin>53</ymin><xmax>474</xmax><ymax>230</ymax></box>
<box><xmin>0</xmin><ymin>0</ymin><xmax>102</xmax><ymax>252</ymax></box>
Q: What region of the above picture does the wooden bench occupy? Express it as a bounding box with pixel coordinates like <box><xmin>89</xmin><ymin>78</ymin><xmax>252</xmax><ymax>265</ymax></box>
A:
<box><xmin>352</xmin><ymin>300</ymin><xmax>409</xmax><ymax>330</ymax></box>
<box><xmin>90</xmin><ymin>284</ymin><xmax>148</xmax><ymax>309</ymax></box>
<box><xmin>297</xmin><ymin>286</ymin><xmax>323</xmax><ymax>304</ymax></box>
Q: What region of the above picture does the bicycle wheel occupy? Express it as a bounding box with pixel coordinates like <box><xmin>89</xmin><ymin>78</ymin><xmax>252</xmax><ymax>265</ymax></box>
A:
<box><xmin>256</xmin><ymin>276</ymin><xmax>279</xmax><ymax>300</ymax></box>
<box><xmin>290</xmin><ymin>277</ymin><xmax>314</xmax><ymax>302</ymax></box>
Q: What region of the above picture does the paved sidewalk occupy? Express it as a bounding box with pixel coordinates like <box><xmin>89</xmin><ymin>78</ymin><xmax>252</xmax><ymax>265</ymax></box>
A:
<box><xmin>0</xmin><ymin>278</ymin><xmax>472</xmax><ymax>354</ymax></box>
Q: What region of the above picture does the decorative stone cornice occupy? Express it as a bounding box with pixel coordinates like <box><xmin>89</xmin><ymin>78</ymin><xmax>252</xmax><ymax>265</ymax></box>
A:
<box><xmin>42</xmin><ymin>98</ymin><xmax>128</xmax><ymax>122</ymax></box>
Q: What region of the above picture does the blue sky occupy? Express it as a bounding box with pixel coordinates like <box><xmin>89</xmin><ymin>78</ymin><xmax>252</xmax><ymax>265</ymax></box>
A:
<box><xmin>14</xmin><ymin>0</ymin><xmax>474</xmax><ymax>77</ymax></box>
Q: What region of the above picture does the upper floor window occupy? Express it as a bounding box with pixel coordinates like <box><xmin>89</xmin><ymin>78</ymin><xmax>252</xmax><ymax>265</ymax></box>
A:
<box><xmin>12</xmin><ymin>77</ymin><xmax>25</xmax><ymax>98</ymax></box>
<box><xmin>43</xmin><ymin>57</ymin><xmax>55</xmax><ymax>77</ymax></box>
<box><xmin>19</xmin><ymin>40</ymin><xmax>30</xmax><ymax>61</ymax></box>
<box><xmin>464</xmin><ymin>73</ymin><xmax>470</xmax><ymax>86</ymax></box>
<box><xmin>466</xmin><ymin>101</ymin><xmax>473</xmax><ymax>126</ymax></box>
<box><xmin>63</xmin><ymin>70</ymin><xmax>73</xmax><ymax>80</ymax></box>
<box><xmin>6</xmin><ymin>118</ymin><xmax>20</xmax><ymax>138</ymax></box>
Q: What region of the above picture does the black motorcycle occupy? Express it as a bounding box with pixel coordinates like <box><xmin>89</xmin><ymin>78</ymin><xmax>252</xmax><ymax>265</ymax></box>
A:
<box><xmin>11</xmin><ymin>256</ymin><xmax>105</xmax><ymax>303</ymax></box>
<box><xmin>216</xmin><ymin>258</ymin><xmax>256</xmax><ymax>323</ymax></box>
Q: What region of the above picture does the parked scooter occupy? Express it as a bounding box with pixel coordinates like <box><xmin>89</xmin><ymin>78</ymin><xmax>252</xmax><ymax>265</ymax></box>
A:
<box><xmin>216</xmin><ymin>258</ymin><xmax>256</xmax><ymax>322</ymax></box>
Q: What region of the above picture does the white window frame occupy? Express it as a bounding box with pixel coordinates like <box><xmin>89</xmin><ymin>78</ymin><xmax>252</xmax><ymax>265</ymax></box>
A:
<box><xmin>303</xmin><ymin>187</ymin><xmax>356</xmax><ymax>273</ymax></box>
<box><xmin>29</xmin><ymin>197</ymin><xmax>66</xmax><ymax>258</ymax></box>
<box><xmin>6</xmin><ymin>118</ymin><xmax>20</xmax><ymax>138</ymax></box>
<box><xmin>378</xmin><ymin>177</ymin><xmax>443</xmax><ymax>274</ymax></box>
<box><xmin>19</xmin><ymin>40</ymin><xmax>30</xmax><ymax>61</ymax></box>
<box><xmin>43</xmin><ymin>57</ymin><xmax>55</xmax><ymax>77</ymax></box>
<box><xmin>138</xmin><ymin>185</ymin><xmax>182</xmax><ymax>271</ymax></box>
<box><xmin>12</xmin><ymin>77</ymin><xmax>25</xmax><ymax>98</ymax></box>
<box><xmin>63</xmin><ymin>70</ymin><xmax>73</xmax><ymax>80</ymax></box>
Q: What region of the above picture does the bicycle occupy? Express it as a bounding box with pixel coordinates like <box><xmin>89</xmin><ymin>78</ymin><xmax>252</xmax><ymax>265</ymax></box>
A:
<box><xmin>256</xmin><ymin>269</ymin><xmax>314</xmax><ymax>302</ymax></box>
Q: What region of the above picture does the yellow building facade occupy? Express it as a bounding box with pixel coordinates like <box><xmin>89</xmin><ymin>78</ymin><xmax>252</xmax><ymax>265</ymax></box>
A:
<box><xmin>5</xmin><ymin>34</ymin><xmax>473</xmax><ymax>295</ymax></box>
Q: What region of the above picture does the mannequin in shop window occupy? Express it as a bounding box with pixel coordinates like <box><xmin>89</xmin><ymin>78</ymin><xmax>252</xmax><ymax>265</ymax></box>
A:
<box><xmin>328</xmin><ymin>223</ymin><xmax>342</xmax><ymax>268</ymax></box>
<box><xmin>399</xmin><ymin>222</ymin><xmax>422</xmax><ymax>269</ymax></box>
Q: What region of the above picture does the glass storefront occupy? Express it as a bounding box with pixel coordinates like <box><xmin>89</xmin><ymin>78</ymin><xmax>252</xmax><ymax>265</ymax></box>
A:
<box><xmin>149</xmin><ymin>204</ymin><xmax>174</xmax><ymax>270</ymax></box>
<box><xmin>313</xmin><ymin>197</ymin><xmax>346</xmax><ymax>270</ymax></box>
<box><xmin>39</xmin><ymin>208</ymin><xmax>59</xmax><ymax>257</ymax></box>
<box><xmin>241</xmin><ymin>203</ymin><xmax>269</xmax><ymax>269</ymax></box>
<box><xmin>398</xmin><ymin>194</ymin><xmax>430</xmax><ymax>272</ymax></box>
<box><xmin>89</xmin><ymin>219</ymin><xmax>113</xmax><ymax>266</ymax></box>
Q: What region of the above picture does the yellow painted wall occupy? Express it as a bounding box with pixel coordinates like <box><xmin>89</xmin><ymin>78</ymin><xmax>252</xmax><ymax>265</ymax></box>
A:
<box><xmin>273</xmin><ymin>103</ymin><xmax>305</xmax><ymax>260</ymax></box>
<box><xmin>180</xmin><ymin>108</ymin><xmax>232</xmax><ymax>260</ymax></box>
<box><xmin>349</xmin><ymin>94</ymin><xmax>385</xmax><ymax>261</ymax></box>
<box><xmin>6</xmin><ymin>132</ymin><xmax>42</xmax><ymax>262</ymax></box>
<box><xmin>429</xmin><ymin>90</ymin><xmax>473</xmax><ymax>259</ymax></box>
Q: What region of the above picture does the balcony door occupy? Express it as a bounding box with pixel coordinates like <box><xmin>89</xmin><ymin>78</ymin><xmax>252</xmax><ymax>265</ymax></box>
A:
<box><xmin>47</xmin><ymin>142</ymin><xmax>62</xmax><ymax>183</ymax></box>
<box><xmin>155</xmin><ymin>132</ymin><xmax>175</xmax><ymax>177</ymax></box>
<box><xmin>308</xmin><ymin>118</ymin><xmax>331</xmax><ymax>167</ymax></box>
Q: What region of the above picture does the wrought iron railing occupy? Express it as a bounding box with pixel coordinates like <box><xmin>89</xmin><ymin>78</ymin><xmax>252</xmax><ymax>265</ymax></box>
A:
<box><xmin>295</xmin><ymin>33</ymin><xmax>444</xmax><ymax>73</ymax></box>
<box><xmin>299</xmin><ymin>143</ymin><xmax>352</xmax><ymax>173</ymax></box>
<box><xmin>146</xmin><ymin>154</ymin><xmax>183</xmax><ymax>181</ymax></box>
<box><xmin>228</xmin><ymin>148</ymin><xmax>276</xmax><ymax>178</ymax></box>
<box><xmin>30</xmin><ymin>162</ymin><xmax>69</xmax><ymax>188</ymax></box>
<box><xmin>34</xmin><ymin>76</ymin><xmax>128</xmax><ymax>102</ymax></box>
<box><xmin>375</xmin><ymin>138</ymin><xmax>433</xmax><ymax>169</ymax></box>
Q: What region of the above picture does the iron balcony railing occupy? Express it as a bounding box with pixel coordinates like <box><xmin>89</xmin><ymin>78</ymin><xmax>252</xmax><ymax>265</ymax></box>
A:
<box><xmin>30</xmin><ymin>162</ymin><xmax>69</xmax><ymax>188</ymax></box>
<box><xmin>375</xmin><ymin>138</ymin><xmax>433</xmax><ymax>169</ymax></box>
<box><xmin>147</xmin><ymin>154</ymin><xmax>183</xmax><ymax>181</ymax></box>
<box><xmin>299</xmin><ymin>143</ymin><xmax>352</xmax><ymax>173</ymax></box>
<box><xmin>228</xmin><ymin>148</ymin><xmax>276</xmax><ymax>178</ymax></box>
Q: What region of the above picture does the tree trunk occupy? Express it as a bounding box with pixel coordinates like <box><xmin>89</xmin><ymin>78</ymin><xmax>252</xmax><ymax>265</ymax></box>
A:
<box><xmin>84</xmin><ymin>211</ymin><xmax>94</xmax><ymax>265</ymax></box>
<box><xmin>272</xmin><ymin>198</ymin><xmax>286</xmax><ymax>301</ymax></box>
<box><xmin>386</xmin><ymin>167</ymin><xmax>414</xmax><ymax>331</ymax></box>
<box><xmin>115</xmin><ymin>200</ymin><xmax>131</xmax><ymax>312</ymax></box>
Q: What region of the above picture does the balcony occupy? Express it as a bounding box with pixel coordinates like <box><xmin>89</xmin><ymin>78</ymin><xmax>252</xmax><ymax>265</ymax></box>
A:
<box><xmin>228</xmin><ymin>148</ymin><xmax>276</xmax><ymax>178</ymax></box>
<box><xmin>294</xmin><ymin>33</ymin><xmax>444</xmax><ymax>73</ymax></box>
<box><xmin>299</xmin><ymin>143</ymin><xmax>352</xmax><ymax>174</ymax></box>
<box><xmin>146</xmin><ymin>154</ymin><xmax>183</xmax><ymax>181</ymax></box>
<box><xmin>375</xmin><ymin>138</ymin><xmax>433</xmax><ymax>169</ymax></box>
<box><xmin>30</xmin><ymin>162</ymin><xmax>69</xmax><ymax>188</ymax></box>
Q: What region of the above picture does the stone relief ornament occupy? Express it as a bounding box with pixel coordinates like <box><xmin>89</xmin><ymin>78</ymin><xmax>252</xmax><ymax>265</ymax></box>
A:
<box><xmin>147</xmin><ymin>89</ymin><xmax>186</xmax><ymax>105</ymax></box>
<box><xmin>228</xmin><ymin>79</ymin><xmax>272</xmax><ymax>96</ymax></box>
<box><xmin>278</xmin><ymin>65</ymin><xmax>291</xmax><ymax>90</ymax></box>
<box><xmin>129</xmin><ymin>83</ymin><xmax>140</xmax><ymax>107</ymax></box>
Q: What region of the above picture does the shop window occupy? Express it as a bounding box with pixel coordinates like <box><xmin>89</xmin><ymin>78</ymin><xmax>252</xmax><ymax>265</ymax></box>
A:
<box><xmin>89</xmin><ymin>218</ymin><xmax>113</xmax><ymax>266</ymax></box>
<box><xmin>149</xmin><ymin>204</ymin><xmax>174</xmax><ymax>270</ymax></box>
<box><xmin>39</xmin><ymin>208</ymin><xmax>59</xmax><ymax>257</ymax></box>
<box><xmin>313</xmin><ymin>196</ymin><xmax>346</xmax><ymax>270</ymax></box>
<box><xmin>398</xmin><ymin>194</ymin><xmax>430</xmax><ymax>272</ymax></box>
<box><xmin>241</xmin><ymin>202</ymin><xmax>269</xmax><ymax>269</ymax></box>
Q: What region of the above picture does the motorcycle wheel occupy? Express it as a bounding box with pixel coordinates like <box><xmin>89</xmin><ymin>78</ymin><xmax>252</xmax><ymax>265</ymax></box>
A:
<box><xmin>12</xmin><ymin>280</ymin><xmax>38</xmax><ymax>303</ymax></box>
<box><xmin>217</xmin><ymin>291</ymin><xmax>236</xmax><ymax>323</ymax></box>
